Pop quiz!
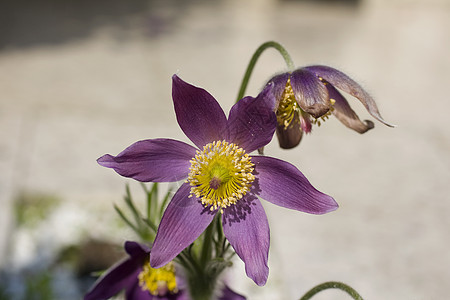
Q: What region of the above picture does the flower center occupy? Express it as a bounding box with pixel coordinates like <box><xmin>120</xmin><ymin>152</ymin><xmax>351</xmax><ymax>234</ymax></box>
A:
<box><xmin>138</xmin><ymin>261</ymin><xmax>177</xmax><ymax>296</ymax></box>
<box><xmin>276</xmin><ymin>78</ymin><xmax>301</xmax><ymax>129</ymax></box>
<box><xmin>277</xmin><ymin>77</ymin><xmax>336</xmax><ymax>130</ymax></box>
<box><xmin>310</xmin><ymin>101</ymin><xmax>335</xmax><ymax>127</ymax></box>
<box><xmin>187</xmin><ymin>140</ymin><xmax>255</xmax><ymax>211</ymax></box>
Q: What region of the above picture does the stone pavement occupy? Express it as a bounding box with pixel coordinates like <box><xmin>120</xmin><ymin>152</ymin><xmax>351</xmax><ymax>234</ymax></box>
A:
<box><xmin>1</xmin><ymin>0</ymin><xmax>449</xmax><ymax>299</ymax></box>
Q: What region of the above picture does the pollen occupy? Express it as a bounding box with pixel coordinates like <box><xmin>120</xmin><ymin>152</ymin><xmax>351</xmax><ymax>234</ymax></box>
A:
<box><xmin>276</xmin><ymin>78</ymin><xmax>301</xmax><ymax>129</ymax></box>
<box><xmin>277</xmin><ymin>77</ymin><xmax>337</xmax><ymax>130</ymax></box>
<box><xmin>311</xmin><ymin>98</ymin><xmax>336</xmax><ymax>126</ymax></box>
<box><xmin>138</xmin><ymin>261</ymin><xmax>178</xmax><ymax>296</ymax></box>
<box><xmin>187</xmin><ymin>140</ymin><xmax>255</xmax><ymax>211</ymax></box>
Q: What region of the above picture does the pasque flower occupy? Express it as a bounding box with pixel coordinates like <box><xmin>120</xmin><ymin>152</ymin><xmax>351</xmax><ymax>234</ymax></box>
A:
<box><xmin>97</xmin><ymin>75</ymin><xmax>338</xmax><ymax>286</ymax></box>
<box><xmin>267</xmin><ymin>65</ymin><xmax>394</xmax><ymax>148</ymax></box>
<box><xmin>84</xmin><ymin>241</ymin><xmax>183</xmax><ymax>300</ymax></box>
<box><xmin>84</xmin><ymin>241</ymin><xmax>245</xmax><ymax>300</ymax></box>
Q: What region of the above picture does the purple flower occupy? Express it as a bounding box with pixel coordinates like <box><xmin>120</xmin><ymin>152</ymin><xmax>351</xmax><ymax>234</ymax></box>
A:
<box><xmin>84</xmin><ymin>241</ymin><xmax>245</xmax><ymax>300</ymax></box>
<box><xmin>267</xmin><ymin>66</ymin><xmax>394</xmax><ymax>149</ymax></box>
<box><xmin>84</xmin><ymin>241</ymin><xmax>183</xmax><ymax>300</ymax></box>
<box><xmin>97</xmin><ymin>75</ymin><xmax>338</xmax><ymax>286</ymax></box>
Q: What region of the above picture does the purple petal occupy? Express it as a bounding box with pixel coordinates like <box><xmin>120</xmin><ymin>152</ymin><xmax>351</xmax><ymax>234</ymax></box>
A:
<box><xmin>299</xmin><ymin>110</ymin><xmax>313</xmax><ymax>134</ymax></box>
<box><xmin>170</xmin><ymin>290</ymin><xmax>190</xmax><ymax>300</ymax></box>
<box><xmin>326</xmin><ymin>83</ymin><xmax>374</xmax><ymax>133</ymax></box>
<box><xmin>222</xmin><ymin>196</ymin><xmax>269</xmax><ymax>286</ymax></box>
<box><xmin>125</xmin><ymin>281</ymin><xmax>154</xmax><ymax>300</ymax></box>
<box><xmin>304</xmin><ymin>65</ymin><xmax>394</xmax><ymax>127</ymax></box>
<box><xmin>290</xmin><ymin>68</ymin><xmax>330</xmax><ymax>118</ymax></box>
<box><xmin>251</xmin><ymin>156</ymin><xmax>338</xmax><ymax>214</ymax></box>
<box><xmin>218</xmin><ymin>285</ymin><xmax>246</xmax><ymax>300</ymax></box>
<box><xmin>275</xmin><ymin>112</ymin><xmax>303</xmax><ymax>149</ymax></box>
<box><xmin>266</xmin><ymin>73</ymin><xmax>290</xmax><ymax>110</ymax></box>
<box><xmin>150</xmin><ymin>182</ymin><xmax>216</xmax><ymax>268</ymax></box>
<box><xmin>172</xmin><ymin>75</ymin><xmax>228</xmax><ymax>148</ymax></box>
<box><xmin>228</xmin><ymin>84</ymin><xmax>277</xmax><ymax>152</ymax></box>
<box><xmin>97</xmin><ymin>138</ymin><xmax>196</xmax><ymax>182</ymax></box>
<box><xmin>84</xmin><ymin>258</ymin><xmax>142</xmax><ymax>300</ymax></box>
<box><xmin>124</xmin><ymin>241</ymin><xmax>151</xmax><ymax>259</ymax></box>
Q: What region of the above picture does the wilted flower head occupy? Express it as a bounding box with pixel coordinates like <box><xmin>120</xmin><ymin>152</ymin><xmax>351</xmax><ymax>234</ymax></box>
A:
<box><xmin>97</xmin><ymin>75</ymin><xmax>337</xmax><ymax>286</ymax></box>
<box><xmin>84</xmin><ymin>241</ymin><xmax>245</xmax><ymax>300</ymax></box>
<box><xmin>266</xmin><ymin>65</ymin><xmax>394</xmax><ymax>149</ymax></box>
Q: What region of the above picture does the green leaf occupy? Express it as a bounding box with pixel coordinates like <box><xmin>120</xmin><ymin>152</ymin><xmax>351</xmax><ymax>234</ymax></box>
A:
<box><xmin>141</xmin><ymin>217</ymin><xmax>158</xmax><ymax>233</ymax></box>
<box><xmin>123</xmin><ymin>184</ymin><xmax>142</xmax><ymax>226</ymax></box>
<box><xmin>114</xmin><ymin>204</ymin><xmax>139</xmax><ymax>233</ymax></box>
<box><xmin>149</xmin><ymin>183</ymin><xmax>159</xmax><ymax>219</ymax></box>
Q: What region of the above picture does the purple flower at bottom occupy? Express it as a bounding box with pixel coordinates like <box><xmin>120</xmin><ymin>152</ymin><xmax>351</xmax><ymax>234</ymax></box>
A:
<box><xmin>97</xmin><ymin>75</ymin><xmax>338</xmax><ymax>286</ymax></box>
<box><xmin>266</xmin><ymin>66</ymin><xmax>394</xmax><ymax>148</ymax></box>
<box><xmin>84</xmin><ymin>241</ymin><xmax>245</xmax><ymax>300</ymax></box>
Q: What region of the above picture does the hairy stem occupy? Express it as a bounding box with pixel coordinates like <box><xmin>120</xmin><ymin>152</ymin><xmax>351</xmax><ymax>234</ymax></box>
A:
<box><xmin>300</xmin><ymin>281</ymin><xmax>364</xmax><ymax>300</ymax></box>
<box><xmin>236</xmin><ymin>41</ymin><xmax>295</xmax><ymax>102</ymax></box>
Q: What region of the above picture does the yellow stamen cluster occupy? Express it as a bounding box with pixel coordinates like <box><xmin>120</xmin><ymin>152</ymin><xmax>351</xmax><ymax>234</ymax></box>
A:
<box><xmin>138</xmin><ymin>261</ymin><xmax>178</xmax><ymax>296</ymax></box>
<box><xmin>276</xmin><ymin>78</ymin><xmax>301</xmax><ymax>129</ymax></box>
<box><xmin>277</xmin><ymin>76</ymin><xmax>337</xmax><ymax>128</ymax></box>
<box><xmin>312</xmin><ymin>76</ymin><xmax>336</xmax><ymax>126</ymax></box>
<box><xmin>187</xmin><ymin>140</ymin><xmax>255</xmax><ymax>211</ymax></box>
<box><xmin>311</xmin><ymin>98</ymin><xmax>336</xmax><ymax>126</ymax></box>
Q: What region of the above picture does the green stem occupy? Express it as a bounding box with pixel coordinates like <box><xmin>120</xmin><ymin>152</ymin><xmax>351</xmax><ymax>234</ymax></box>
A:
<box><xmin>200</xmin><ymin>217</ymin><xmax>215</xmax><ymax>266</ymax></box>
<box><xmin>188</xmin><ymin>276</ymin><xmax>216</xmax><ymax>300</ymax></box>
<box><xmin>236</xmin><ymin>41</ymin><xmax>295</xmax><ymax>102</ymax></box>
<box><xmin>299</xmin><ymin>281</ymin><xmax>364</xmax><ymax>300</ymax></box>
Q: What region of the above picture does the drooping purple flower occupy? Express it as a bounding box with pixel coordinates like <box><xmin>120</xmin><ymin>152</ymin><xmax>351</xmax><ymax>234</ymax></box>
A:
<box><xmin>266</xmin><ymin>66</ymin><xmax>394</xmax><ymax>149</ymax></box>
<box><xmin>97</xmin><ymin>75</ymin><xmax>338</xmax><ymax>286</ymax></box>
<box><xmin>84</xmin><ymin>241</ymin><xmax>245</xmax><ymax>300</ymax></box>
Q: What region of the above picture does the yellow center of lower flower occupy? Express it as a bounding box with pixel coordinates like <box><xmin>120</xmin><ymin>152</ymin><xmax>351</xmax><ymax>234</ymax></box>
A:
<box><xmin>276</xmin><ymin>78</ymin><xmax>301</xmax><ymax>129</ymax></box>
<box><xmin>187</xmin><ymin>140</ymin><xmax>255</xmax><ymax>211</ymax></box>
<box><xmin>138</xmin><ymin>261</ymin><xmax>177</xmax><ymax>296</ymax></box>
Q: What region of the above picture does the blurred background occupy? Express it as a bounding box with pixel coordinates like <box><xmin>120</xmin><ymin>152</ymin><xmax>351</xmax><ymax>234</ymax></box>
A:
<box><xmin>1</xmin><ymin>0</ymin><xmax>449</xmax><ymax>299</ymax></box>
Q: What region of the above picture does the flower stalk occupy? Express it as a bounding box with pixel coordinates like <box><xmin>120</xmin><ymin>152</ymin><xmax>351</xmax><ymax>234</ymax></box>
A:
<box><xmin>182</xmin><ymin>213</ymin><xmax>234</xmax><ymax>300</ymax></box>
<box><xmin>236</xmin><ymin>41</ymin><xmax>295</xmax><ymax>101</ymax></box>
<box><xmin>299</xmin><ymin>281</ymin><xmax>364</xmax><ymax>300</ymax></box>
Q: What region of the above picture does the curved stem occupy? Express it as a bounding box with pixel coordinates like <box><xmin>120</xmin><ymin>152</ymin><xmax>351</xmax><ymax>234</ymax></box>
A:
<box><xmin>236</xmin><ymin>41</ymin><xmax>295</xmax><ymax>102</ymax></box>
<box><xmin>299</xmin><ymin>281</ymin><xmax>364</xmax><ymax>300</ymax></box>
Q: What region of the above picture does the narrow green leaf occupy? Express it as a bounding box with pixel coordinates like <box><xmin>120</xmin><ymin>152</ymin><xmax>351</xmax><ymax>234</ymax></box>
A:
<box><xmin>114</xmin><ymin>204</ymin><xmax>138</xmax><ymax>232</ymax></box>
<box><xmin>140</xmin><ymin>182</ymin><xmax>149</xmax><ymax>194</ymax></box>
<box><xmin>149</xmin><ymin>183</ymin><xmax>158</xmax><ymax>219</ymax></box>
<box><xmin>123</xmin><ymin>184</ymin><xmax>141</xmax><ymax>226</ymax></box>
<box><xmin>141</xmin><ymin>182</ymin><xmax>152</xmax><ymax>220</ymax></box>
<box><xmin>141</xmin><ymin>217</ymin><xmax>158</xmax><ymax>233</ymax></box>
